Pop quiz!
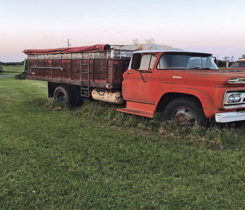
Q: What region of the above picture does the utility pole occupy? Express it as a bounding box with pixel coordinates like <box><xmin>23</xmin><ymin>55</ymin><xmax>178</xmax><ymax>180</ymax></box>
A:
<box><xmin>66</xmin><ymin>38</ymin><xmax>71</xmax><ymax>48</ymax></box>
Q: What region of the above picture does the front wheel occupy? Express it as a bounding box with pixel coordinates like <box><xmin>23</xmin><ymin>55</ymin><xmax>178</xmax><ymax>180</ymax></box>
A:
<box><xmin>163</xmin><ymin>97</ymin><xmax>207</xmax><ymax>126</ymax></box>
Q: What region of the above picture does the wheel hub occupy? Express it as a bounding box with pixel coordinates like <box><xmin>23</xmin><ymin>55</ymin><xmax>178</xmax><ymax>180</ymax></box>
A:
<box><xmin>173</xmin><ymin>107</ymin><xmax>197</xmax><ymax>125</ymax></box>
<box><xmin>57</xmin><ymin>92</ymin><xmax>66</xmax><ymax>102</ymax></box>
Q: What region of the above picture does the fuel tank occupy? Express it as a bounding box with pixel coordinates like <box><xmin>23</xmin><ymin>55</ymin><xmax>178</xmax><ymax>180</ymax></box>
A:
<box><xmin>91</xmin><ymin>89</ymin><xmax>123</xmax><ymax>104</ymax></box>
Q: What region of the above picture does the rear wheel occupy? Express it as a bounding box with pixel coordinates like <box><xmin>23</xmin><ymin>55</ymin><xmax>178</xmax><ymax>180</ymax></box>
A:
<box><xmin>53</xmin><ymin>85</ymin><xmax>83</xmax><ymax>106</ymax></box>
<box><xmin>163</xmin><ymin>97</ymin><xmax>207</xmax><ymax>126</ymax></box>
<box><xmin>53</xmin><ymin>86</ymin><xmax>70</xmax><ymax>103</ymax></box>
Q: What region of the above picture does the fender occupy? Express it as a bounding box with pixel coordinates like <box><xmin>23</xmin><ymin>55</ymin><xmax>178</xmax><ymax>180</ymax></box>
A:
<box><xmin>154</xmin><ymin>88</ymin><xmax>217</xmax><ymax>118</ymax></box>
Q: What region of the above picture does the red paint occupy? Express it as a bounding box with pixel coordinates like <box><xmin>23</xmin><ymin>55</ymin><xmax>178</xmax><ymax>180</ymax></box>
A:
<box><xmin>118</xmin><ymin>52</ymin><xmax>245</xmax><ymax>120</ymax></box>
<box><xmin>24</xmin><ymin>44</ymin><xmax>245</xmax><ymax>122</ymax></box>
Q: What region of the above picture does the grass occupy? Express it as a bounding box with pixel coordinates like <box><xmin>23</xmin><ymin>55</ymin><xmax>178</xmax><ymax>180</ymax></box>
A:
<box><xmin>1</xmin><ymin>65</ymin><xmax>24</xmax><ymax>75</ymax></box>
<box><xmin>1</xmin><ymin>77</ymin><xmax>245</xmax><ymax>209</ymax></box>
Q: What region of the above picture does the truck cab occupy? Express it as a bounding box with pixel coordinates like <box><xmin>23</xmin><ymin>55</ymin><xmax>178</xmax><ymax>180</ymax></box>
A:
<box><xmin>118</xmin><ymin>50</ymin><xmax>245</xmax><ymax>125</ymax></box>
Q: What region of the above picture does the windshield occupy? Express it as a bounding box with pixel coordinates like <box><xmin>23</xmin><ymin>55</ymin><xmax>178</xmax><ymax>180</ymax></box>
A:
<box><xmin>157</xmin><ymin>53</ymin><xmax>218</xmax><ymax>70</ymax></box>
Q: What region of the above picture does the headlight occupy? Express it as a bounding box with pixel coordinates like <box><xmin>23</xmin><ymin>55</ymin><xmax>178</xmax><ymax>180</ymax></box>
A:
<box><xmin>228</xmin><ymin>94</ymin><xmax>241</xmax><ymax>103</ymax></box>
<box><xmin>235</xmin><ymin>94</ymin><xmax>241</xmax><ymax>102</ymax></box>
<box><xmin>228</xmin><ymin>94</ymin><xmax>235</xmax><ymax>102</ymax></box>
<box><xmin>224</xmin><ymin>92</ymin><xmax>244</xmax><ymax>105</ymax></box>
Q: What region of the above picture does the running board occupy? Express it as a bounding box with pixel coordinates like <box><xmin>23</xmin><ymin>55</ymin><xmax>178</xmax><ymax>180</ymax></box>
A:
<box><xmin>117</xmin><ymin>108</ymin><xmax>154</xmax><ymax>118</ymax></box>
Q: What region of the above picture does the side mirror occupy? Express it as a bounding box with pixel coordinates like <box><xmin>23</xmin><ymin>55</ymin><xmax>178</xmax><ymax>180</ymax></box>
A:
<box><xmin>212</xmin><ymin>56</ymin><xmax>217</xmax><ymax>64</ymax></box>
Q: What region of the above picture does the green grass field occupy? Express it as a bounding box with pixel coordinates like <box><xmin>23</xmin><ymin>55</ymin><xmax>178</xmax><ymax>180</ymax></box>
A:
<box><xmin>1</xmin><ymin>77</ymin><xmax>245</xmax><ymax>209</ymax></box>
<box><xmin>1</xmin><ymin>65</ymin><xmax>24</xmax><ymax>75</ymax></box>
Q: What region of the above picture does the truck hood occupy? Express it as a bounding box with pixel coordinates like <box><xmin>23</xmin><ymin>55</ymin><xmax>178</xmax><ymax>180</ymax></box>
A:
<box><xmin>170</xmin><ymin>69</ymin><xmax>245</xmax><ymax>87</ymax></box>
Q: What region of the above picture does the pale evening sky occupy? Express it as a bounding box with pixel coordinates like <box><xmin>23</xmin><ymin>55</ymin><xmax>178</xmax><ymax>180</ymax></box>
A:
<box><xmin>0</xmin><ymin>0</ymin><xmax>244</xmax><ymax>62</ymax></box>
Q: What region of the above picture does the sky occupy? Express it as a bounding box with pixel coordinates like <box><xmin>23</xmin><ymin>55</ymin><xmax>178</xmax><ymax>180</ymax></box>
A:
<box><xmin>0</xmin><ymin>0</ymin><xmax>244</xmax><ymax>62</ymax></box>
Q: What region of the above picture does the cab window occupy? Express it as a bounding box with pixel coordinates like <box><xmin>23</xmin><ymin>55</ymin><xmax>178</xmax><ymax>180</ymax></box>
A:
<box><xmin>131</xmin><ymin>54</ymin><xmax>156</xmax><ymax>70</ymax></box>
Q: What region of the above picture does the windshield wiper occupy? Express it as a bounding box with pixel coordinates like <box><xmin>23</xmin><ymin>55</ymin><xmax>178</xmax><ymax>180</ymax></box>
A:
<box><xmin>200</xmin><ymin>68</ymin><xmax>217</xmax><ymax>70</ymax></box>
<box><xmin>189</xmin><ymin>67</ymin><xmax>201</xmax><ymax>70</ymax></box>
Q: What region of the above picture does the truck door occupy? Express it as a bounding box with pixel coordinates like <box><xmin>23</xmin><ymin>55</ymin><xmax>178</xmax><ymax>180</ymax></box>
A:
<box><xmin>122</xmin><ymin>53</ymin><xmax>159</xmax><ymax>104</ymax></box>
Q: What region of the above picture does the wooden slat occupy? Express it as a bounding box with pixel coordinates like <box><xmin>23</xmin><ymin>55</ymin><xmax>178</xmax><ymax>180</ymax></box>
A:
<box><xmin>27</xmin><ymin>58</ymin><xmax>130</xmax><ymax>89</ymax></box>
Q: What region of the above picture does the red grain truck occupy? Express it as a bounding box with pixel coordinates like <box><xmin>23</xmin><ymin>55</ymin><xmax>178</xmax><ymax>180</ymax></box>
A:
<box><xmin>24</xmin><ymin>44</ymin><xmax>245</xmax><ymax>125</ymax></box>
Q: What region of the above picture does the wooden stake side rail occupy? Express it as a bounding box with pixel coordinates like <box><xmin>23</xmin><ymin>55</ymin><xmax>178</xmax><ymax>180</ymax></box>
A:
<box><xmin>27</xmin><ymin>58</ymin><xmax>130</xmax><ymax>90</ymax></box>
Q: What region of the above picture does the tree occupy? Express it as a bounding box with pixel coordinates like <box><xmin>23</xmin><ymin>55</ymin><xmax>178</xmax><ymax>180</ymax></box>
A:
<box><xmin>241</xmin><ymin>54</ymin><xmax>245</xmax><ymax>59</ymax></box>
<box><xmin>223</xmin><ymin>56</ymin><xmax>235</xmax><ymax>68</ymax></box>
<box><xmin>133</xmin><ymin>39</ymin><xmax>139</xmax><ymax>45</ymax></box>
<box><xmin>144</xmin><ymin>38</ymin><xmax>155</xmax><ymax>44</ymax></box>
<box><xmin>132</xmin><ymin>38</ymin><xmax>156</xmax><ymax>45</ymax></box>
<box><xmin>223</xmin><ymin>56</ymin><xmax>234</xmax><ymax>62</ymax></box>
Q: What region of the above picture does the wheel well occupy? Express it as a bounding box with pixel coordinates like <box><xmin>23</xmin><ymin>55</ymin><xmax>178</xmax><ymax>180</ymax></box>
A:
<box><xmin>48</xmin><ymin>82</ymin><xmax>58</xmax><ymax>97</ymax></box>
<box><xmin>48</xmin><ymin>83</ymin><xmax>80</xmax><ymax>98</ymax></box>
<box><xmin>156</xmin><ymin>93</ymin><xmax>203</xmax><ymax>112</ymax></box>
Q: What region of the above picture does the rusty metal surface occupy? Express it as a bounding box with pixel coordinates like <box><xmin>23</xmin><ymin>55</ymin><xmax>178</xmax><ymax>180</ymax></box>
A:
<box><xmin>25</xmin><ymin>45</ymin><xmax>132</xmax><ymax>88</ymax></box>
<box><xmin>26</xmin><ymin>57</ymin><xmax>129</xmax><ymax>90</ymax></box>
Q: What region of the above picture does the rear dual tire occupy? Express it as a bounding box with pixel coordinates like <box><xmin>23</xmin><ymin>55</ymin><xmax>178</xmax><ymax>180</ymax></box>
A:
<box><xmin>54</xmin><ymin>86</ymin><xmax>69</xmax><ymax>103</ymax></box>
<box><xmin>53</xmin><ymin>86</ymin><xmax>83</xmax><ymax>106</ymax></box>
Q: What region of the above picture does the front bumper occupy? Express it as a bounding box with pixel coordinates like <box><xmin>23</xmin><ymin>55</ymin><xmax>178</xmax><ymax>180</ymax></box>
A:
<box><xmin>215</xmin><ymin>111</ymin><xmax>245</xmax><ymax>123</ymax></box>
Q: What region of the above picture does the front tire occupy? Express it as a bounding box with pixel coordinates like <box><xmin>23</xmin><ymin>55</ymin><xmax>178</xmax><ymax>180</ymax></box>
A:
<box><xmin>163</xmin><ymin>97</ymin><xmax>207</xmax><ymax>126</ymax></box>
